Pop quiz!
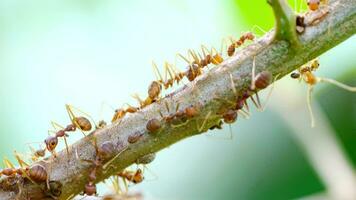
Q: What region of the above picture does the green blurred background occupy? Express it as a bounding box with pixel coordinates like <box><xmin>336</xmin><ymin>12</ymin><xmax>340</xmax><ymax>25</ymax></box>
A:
<box><xmin>0</xmin><ymin>0</ymin><xmax>355</xmax><ymax>199</ymax></box>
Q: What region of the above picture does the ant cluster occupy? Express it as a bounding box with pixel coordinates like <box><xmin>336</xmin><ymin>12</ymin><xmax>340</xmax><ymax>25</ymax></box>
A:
<box><xmin>0</xmin><ymin>1</ymin><xmax>342</xmax><ymax>198</ymax></box>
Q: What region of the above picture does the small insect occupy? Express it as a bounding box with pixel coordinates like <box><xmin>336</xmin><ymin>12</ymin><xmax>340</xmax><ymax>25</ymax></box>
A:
<box><xmin>227</xmin><ymin>32</ymin><xmax>255</xmax><ymax>57</ymax></box>
<box><xmin>291</xmin><ymin>58</ymin><xmax>356</xmax><ymax>127</ymax></box>
<box><xmin>152</xmin><ymin>61</ymin><xmax>185</xmax><ymax>90</ymax></box>
<box><xmin>118</xmin><ymin>169</ymin><xmax>144</xmax><ymax>184</ymax></box>
<box><xmin>184</xmin><ymin>105</ymin><xmax>199</xmax><ymax>118</ymax></box>
<box><xmin>28</xmin><ymin>164</ymin><xmax>48</xmax><ymax>183</ymax></box>
<box><xmin>81</xmin><ymin>138</ymin><xmax>117</xmax><ymax>196</ymax></box>
<box><xmin>222</xmin><ymin>109</ymin><xmax>238</xmax><ymax>124</ymax></box>
<box><xmin>1</xmin><ymin>155</ymin><xmax>47</xmax><ymax>185</ymax></box>
<box><xmin>249</xmin><ymin>57</ymin><xmax>277</xmax><ymax>112</ymax></box>
<box><xmin>136</xmin><ymin>153</ymin><xmax>156</xmax><ymax>165</ymax></box>
<box><xmin>65</xmin><ymin>104</ymin><xmax>96</xmax><ymax>135</ymax></box>
<box><xmin>146</xmin><ymin>118</ymin><xmax>161</xmax><ymax>134</ymax></box>
<box><xmin>177</xmin><ymin>50</ymin><xmax>204</xmax><ymax>82</ymax></box>
<box><xmin>28</xmin><ymin>146</ymin><xmax>46</xmax><ymax>162</ymax></box>
<box><xmin>127</xmin><ymin>131</ymin><xmax>144</xmax><ymax>144</ymax></box>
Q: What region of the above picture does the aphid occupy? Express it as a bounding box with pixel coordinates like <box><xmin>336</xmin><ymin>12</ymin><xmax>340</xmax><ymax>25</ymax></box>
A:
<box><xmin>98</xmin><ymin>141</ymin><xmax>116</xmax><ymax>161</ymax></box>
<box><xmin>98</xmin><ymin>120</ymin><xmax>107</xmax><ymax>129</ymax></box>
<box><xmin>127</xmin><ymin>131</ymin><xmax>144</xmax><ymax>144</ymax></box>
<box><xmin>292</xmin><ymin>58</ymin><xmax>356</xmax><ymax>127</ymax></box>
<box><xmin>136</xmin><ymin>153</ymin><xmax>156</xmax><ymax>165</ymax></box>
<box><xmin>146</xmin><ymin>118</ymin><xmax>161</xmax><ymax>133</ymax></box>
<box><xmin>185</xmin><ymin>105</ymin><xmax>199</xmax><ymax>118</ymax></box>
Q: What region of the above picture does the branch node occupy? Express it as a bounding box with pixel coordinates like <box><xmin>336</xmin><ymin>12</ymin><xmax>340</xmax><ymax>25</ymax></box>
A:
<box><xmin>268</xmin><ymin>0</ymin><xmax>300</xmax><ymax>47</ymax></box>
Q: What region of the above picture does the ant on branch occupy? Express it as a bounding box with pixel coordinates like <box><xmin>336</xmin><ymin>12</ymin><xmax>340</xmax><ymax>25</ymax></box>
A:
<box><xmin>290</xmin><ymin>58</ymin><xmax>356</xmax><ymax>127</ymax></box>
<box><xmin>307</xmin><ymin>0</ymin><xmax>328</xmax><ymax>11</ymax></box>
<box><xmin>80</xmin><ymin>137</ymin><xmax>127</xmax><ymax>196</ymax></box>
<box><xmin>43</xmin><ymin>104</ymin><xmax>95</xmax><ymax>157</ymax></box>
<box><xmin>227</xmin><ymin>32</ymin><xmax>255</xmax><ymax>57</ymax></box>
<box><xmin>1</xmin><ymin>154</ymin><xmax>48</xmax><ymax>186</ymax></box>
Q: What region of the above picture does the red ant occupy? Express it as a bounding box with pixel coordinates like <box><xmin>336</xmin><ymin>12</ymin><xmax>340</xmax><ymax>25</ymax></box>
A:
<box><xmin>291</xmin><ymin>58</ymin><xmax>356</xmax><ymax>127</ymax></box>
<box><xmin>227</xmin><ymin>32</ymin><xmax>255</xmax><ymax>57</ymax></box>
<box><xmin>1</xmin><ymin>155</ymin><xmax>48</xmax><ymax>185</ymax></box>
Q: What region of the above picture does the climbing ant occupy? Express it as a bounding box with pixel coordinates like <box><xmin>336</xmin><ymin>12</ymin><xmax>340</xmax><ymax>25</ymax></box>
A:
<box><xmin>290</xmin><ymin>58</ymin><xmax>356</xmax><ymax>127</ymax></box>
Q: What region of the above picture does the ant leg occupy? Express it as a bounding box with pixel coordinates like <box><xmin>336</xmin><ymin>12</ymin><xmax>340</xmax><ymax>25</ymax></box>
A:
<box><xmin>121</xmin><ymin>177</ymin><xmax>129</xmax><ymax>193</ymax></box>
<box><xmin>238</xmin><ymin>110</ymin><xmax>250</xmax><ymax>119</ymax></box>
<box><xmin>175</xmin><ymin>102</ymin><xmax>180</xmax><ymax>112</ymax></box>
<box><xmin>318</xmin><ymin>77</ymin><xmax>356</xmax><ymax>92</ymax></box>
<box><xmin>249</xmin><ymin>95</ymin><xmax>262</xmax><ymax>111</ymax></box>
<box><xmin>220</xmin><ymin>38</ymin><xmax>227</xmax><ymax>57</ymax></box>
<box><xmin>198</xmin><ymin>111</ymin><xmax>212</xmax><ymax>132</ymax></box>
<box><xmin>307</xmin><ymin>85</ymin><xmax>316</xmax><ymax>127</ymax></box>
<box><xmin>12</xmin><ymin>154</ymin><xmax>39</xmax><ymax>186</ymax></box>
<box><xmin>152</xmin><ymin>61</ymin><xmax>164</xmax><ymax>84</ymax></box>
<box><xmin>258</xmin><ymin>74</ymin><xmax>281</xmax><ymax>111</ymax></box>
<box><xmin>13</xmin><ymin>151</ymin><xmax>30</xmax><ymax>167</ymax></box>
<box><xmin>164</xmin><ymin>62</ymin><xmax>175</xmax><ymax>85</ymax></box>
<box><xmin>177</xmin><ymin>53</ymin><xmax>195</xmax><ymax>78</ymax></box>
<box><xmin>65</xmin><ymin>105</ymin><xmax>87</xmax><ymax>136</ymax></box>
<box><xmin>251</xmin><ymin>56</ymin><xmax>257</xmax><ymax>90</ymax></box>
<box><xmin>188</xmin><ymin>49</ymin><xmax>200</xmax><ymax>67</ymax></box>
<box><xmin>131</xmin><ymin>94</ymin><xmax>144</xmax><ymax>108</ymax></box>
<box><xmin>251</xmin><ymin>25</ymin><xmax>267</xmax><ymax>38</ymax></box>
<box><xmin>141</xmin><ymin>164</ymin><xmax>158</xmax><ymax>181</ymax></box>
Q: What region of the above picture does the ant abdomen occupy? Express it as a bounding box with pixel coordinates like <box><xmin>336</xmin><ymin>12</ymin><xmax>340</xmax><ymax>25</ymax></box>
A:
<box><xmin>85</xmin><ymin>182</ymin><xmax>97</xmax><ymax>196</ymax></box>
<box><xmin>254</xmin><ymin>71</ymin><xmax>272</xmax><ymax>89</ymax></box>
<box><xmin>28</xmin><ymin>164</ymin><xmax>47</xmax><ymax>182</ymax></box>
<box><xmin>74</xmin><ymin>117</ymin><xmax>92</xmax><ymax>131</ymax></box>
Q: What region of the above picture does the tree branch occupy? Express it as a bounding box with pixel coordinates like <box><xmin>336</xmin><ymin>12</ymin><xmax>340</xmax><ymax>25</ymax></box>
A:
<box><xmin>0</xmin><ymin>0</ymin><xmax>355</xmax><ymax>199</ymax></box>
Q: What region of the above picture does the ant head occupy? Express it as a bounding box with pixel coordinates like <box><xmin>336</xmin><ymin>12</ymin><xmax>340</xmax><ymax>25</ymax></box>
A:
<box><xmin>44</xmin><ymin>136</ymin><xmax>58</xmax><ymax>152</ymax></box>
<box><xmin>307</xmin><ymin>0</ymin><xmax>320</xmax><ymax>11</ymax></box>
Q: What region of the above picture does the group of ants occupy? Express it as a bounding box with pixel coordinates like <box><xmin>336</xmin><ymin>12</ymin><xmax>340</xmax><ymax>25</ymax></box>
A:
<box><xmin>1</xmin><ymin>0</ymin><xmax>355</xmax><ymax>199</ymax></box>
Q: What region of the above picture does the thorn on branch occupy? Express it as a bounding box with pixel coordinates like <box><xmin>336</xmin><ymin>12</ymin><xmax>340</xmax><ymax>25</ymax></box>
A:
<box><xmin>268</xmin><ymin>0</ymin><xmax>300</xmax><ymax>47</ymax></box>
